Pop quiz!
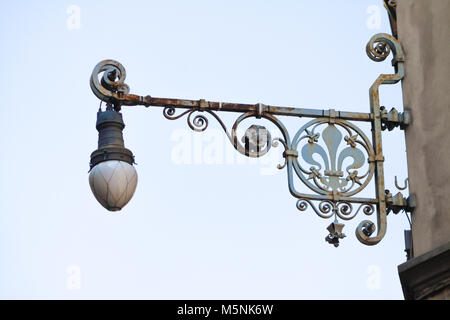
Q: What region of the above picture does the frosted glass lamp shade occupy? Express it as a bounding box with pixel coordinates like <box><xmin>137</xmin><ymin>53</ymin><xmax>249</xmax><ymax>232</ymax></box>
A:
<box><xmin>89</xmin><ymin>160</ymin><xmax>138</xmax><ymax>211</ymax></box>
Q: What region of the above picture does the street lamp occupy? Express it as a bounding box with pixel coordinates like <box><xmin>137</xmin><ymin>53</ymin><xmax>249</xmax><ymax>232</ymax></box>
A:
<box><xmin>89</xmin><ymin>104</ymin><xmax>137</xmax><ymax>211</ymax></box>
<box><xmin>88</xmin><ymin>33</ymin><xmax>414</xmax><ymax>246</ymax></box>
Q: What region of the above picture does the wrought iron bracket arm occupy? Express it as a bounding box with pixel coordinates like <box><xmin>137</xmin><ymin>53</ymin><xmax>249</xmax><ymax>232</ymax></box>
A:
<box><xmin>89</xmin><ymin>32</ymin><xmax>407</xmax><ymax>247</ymax></box>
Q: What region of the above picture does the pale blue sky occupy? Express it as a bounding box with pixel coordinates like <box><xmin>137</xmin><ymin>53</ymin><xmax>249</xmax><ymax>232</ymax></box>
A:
<box><xmin>0</xmin><ymin>0</ymin><xmax>409</xmax><ymax>299</ymax></box>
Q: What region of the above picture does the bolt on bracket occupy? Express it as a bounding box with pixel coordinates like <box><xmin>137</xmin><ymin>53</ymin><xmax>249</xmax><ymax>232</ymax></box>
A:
<box><xmin>381</xmin><ymin>106</ymin><xmax>410</xmax><ymax>131</ymax></box>
<box><xmin>386</xmin><ymin>190</ymin><xmax>416</xmax><ymax>214</ymax></box>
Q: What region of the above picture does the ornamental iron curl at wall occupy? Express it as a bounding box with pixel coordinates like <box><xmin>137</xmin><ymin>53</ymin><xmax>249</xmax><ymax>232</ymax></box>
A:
<box><xmin>89</xmin><ymin>33</ymin><xmax>413</xmax><ymax>247</ymax></box>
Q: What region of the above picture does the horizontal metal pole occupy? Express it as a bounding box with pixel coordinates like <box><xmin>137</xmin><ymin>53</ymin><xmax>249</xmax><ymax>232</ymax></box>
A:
<box><xmin>142</xmin><ymin>96</ymin><xmax>374</xmax><ymax>122</ymax></box>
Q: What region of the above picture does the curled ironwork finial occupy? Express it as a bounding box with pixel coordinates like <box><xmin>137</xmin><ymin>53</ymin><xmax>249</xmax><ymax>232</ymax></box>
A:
<box><xmin>90</xmin><ymin>59</ymin><xmax>148</xmax><ymax>107</ymax></box>
<box><xmin>366</xmin><ymin>33</ymin><xmax>405</xmax><ymax>83</ymax></box>
<box><xmin>366</xmin><ymin>33</ymin><xmax>404</xmax><ymax>64</ymax></box>
<box><xmin>90</xmin><ymin>60</ymin><xmax>129</xmax><ymax>103</ymax></box>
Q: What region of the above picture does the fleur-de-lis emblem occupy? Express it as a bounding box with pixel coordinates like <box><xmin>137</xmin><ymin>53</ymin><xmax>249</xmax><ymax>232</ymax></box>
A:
<box><xmin>301</xmin><ymin>124</ymin><xmax>365</xmax><ymax>192</ymax></box>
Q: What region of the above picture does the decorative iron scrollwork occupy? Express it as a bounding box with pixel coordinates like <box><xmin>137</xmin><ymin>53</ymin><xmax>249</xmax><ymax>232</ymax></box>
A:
<box><xmin>296</xmin><ymin>199</ymin><xmax>374</xmax><ymax>221</ymax></box>
<box><xmin>292</xmin><ymin>119</ymin><xmax>375</xmax><ymax>197</ymax></box>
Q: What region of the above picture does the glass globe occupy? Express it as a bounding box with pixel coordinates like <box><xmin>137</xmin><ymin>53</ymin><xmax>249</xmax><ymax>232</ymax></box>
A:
<box><xmin>89</xmin><ymin>160</ymin><xmax>138</xmax><ymax>211</ymax></box>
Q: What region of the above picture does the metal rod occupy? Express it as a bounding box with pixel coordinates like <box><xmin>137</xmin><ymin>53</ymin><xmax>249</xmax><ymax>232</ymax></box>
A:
<box><xmin>146</xmin><ymin>97</ymin><xmax>374</xmax><ymax>122</ymax></box>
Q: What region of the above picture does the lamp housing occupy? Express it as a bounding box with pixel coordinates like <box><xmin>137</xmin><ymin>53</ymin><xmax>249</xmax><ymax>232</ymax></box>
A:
<box><xmin>89</xmin><ymin>106</ymin><xmax>137</xmax><ymax>211</ymax></box>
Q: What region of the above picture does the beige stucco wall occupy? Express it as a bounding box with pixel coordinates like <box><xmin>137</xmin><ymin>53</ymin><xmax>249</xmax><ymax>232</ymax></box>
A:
<box><xmin>397</xmin><ymin>0</ymin><xmax>450</xmax><ymax>257</ymax></box>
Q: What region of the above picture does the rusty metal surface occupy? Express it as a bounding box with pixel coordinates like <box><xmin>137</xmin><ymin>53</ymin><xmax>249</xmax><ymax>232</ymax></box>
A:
<box><xmin>383</xmin><ymin>0</ymin><xmax>398</xmax><ymax>39</ymax></box>
<box><xmin>89</xmin><ymin>33</ymin><xmax>407</xmax><ymax>247</ymax></box>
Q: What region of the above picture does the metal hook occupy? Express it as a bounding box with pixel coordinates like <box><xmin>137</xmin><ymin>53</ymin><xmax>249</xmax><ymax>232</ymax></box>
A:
<box><xmin>395</xmin><ymin>176</ymin><xmax>409</xmax><ymax>190</ymax></box>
